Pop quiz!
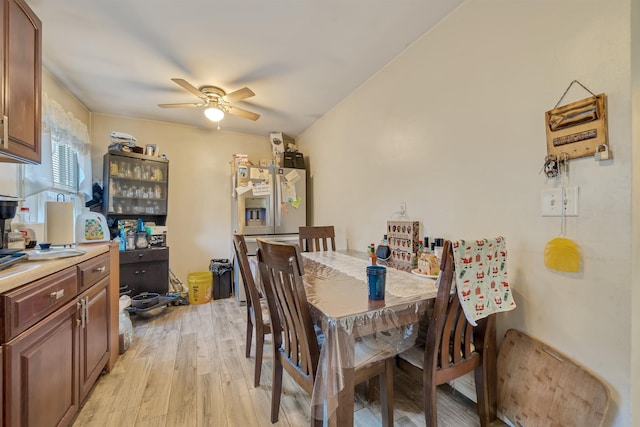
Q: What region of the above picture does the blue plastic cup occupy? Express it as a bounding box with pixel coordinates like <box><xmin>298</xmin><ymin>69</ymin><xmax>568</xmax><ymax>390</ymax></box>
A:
<box><xmin>367</xmin><ymin>265</ymin><xmax>387</xmax><ymax>300</ymax></box>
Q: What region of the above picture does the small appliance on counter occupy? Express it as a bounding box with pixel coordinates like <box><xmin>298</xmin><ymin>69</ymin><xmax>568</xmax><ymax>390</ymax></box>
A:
<box><xmin>75</xmin><ymin>208</ymin><xmax>110</xmax><ymax>243</ymax></box>
<box><xmin>0</xmin><ymin>195</ymin><xmax>21</xmax><ymax>253</ymax></box>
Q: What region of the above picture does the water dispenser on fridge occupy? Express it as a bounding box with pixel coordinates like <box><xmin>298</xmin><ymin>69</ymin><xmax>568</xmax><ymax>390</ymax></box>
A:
<box><xmin>244</xmin><ymin>197</ymin><xmax>268</xmax><ymax>229</ymax></box>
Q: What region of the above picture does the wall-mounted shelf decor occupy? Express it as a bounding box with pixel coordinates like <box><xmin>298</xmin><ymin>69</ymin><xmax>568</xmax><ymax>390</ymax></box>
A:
<box><xmin>545</xmin><ymin>80</ymin><xmax>608</xmax><ymax>160</ymax></box>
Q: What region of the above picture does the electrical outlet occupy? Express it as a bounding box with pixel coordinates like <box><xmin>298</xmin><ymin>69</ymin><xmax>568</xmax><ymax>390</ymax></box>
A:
<box><xmin>541</xmin><ymin>187</ymin><xmax>579</xmax><ymax>216</ymax></box>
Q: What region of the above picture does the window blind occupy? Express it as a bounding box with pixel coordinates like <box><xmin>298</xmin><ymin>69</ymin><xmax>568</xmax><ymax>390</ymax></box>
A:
<box><xmin>52</xmin><ymin>135</ymin><xmax>79</xmax><ymax>193</ymax></box>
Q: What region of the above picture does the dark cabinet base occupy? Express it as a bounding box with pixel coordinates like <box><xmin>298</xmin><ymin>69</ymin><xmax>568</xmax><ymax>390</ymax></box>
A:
<box><xmin>119</xmin><ymin>247</ymin><xmax>169</xmax><ymax>296</ymax></box>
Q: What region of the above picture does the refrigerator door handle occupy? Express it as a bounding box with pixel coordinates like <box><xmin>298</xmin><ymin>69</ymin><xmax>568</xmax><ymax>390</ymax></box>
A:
<box><xmin>232</xmin><ymin>173</ymin><xmax>237</xmax><ymax>199</ymax></box>
<box><xmin>274</xmin><ymin>174</ymin><xmax>281</xmax><ymax>227</ymax></box>
<box><xmin>267</xmin><ymin>180</ymin><xmax>275</xmax><ymax>227</ymax></box>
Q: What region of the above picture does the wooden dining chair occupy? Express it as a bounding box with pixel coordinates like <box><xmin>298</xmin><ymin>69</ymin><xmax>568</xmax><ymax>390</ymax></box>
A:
<box><xmin>256</xmin><ymin>238</ymin><xmax>394</xmax><ymax>425</ymax></box>
<box><xmin>298</xmin><ymin>225</ymin><xmax>336</xmax><ymax>252</ymax></box>
<box><xmin>398</xmin><ymin>240</ymin><xmax>497</xmax><ymax>426</ymax></box>
<box><xmin>232</xmin><ymin>233</ymin><xmax>271</xmax><ymax>387</ymax></box>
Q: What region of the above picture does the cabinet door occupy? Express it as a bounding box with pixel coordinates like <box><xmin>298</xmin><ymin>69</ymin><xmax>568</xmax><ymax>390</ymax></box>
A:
<box><xmin>120</xmin><ymin>259</ymin><xmax>168</xmax><ymax>296</ymax></box>
<box><xmin>0</xmin><ymin>0</ymin><xmax>42</xmax><ymax>164</ymax></box>
<box><xmin>0</xmin><ymin>346</ymin><xmax>3</xmax><ymax>427</ymax></box>
<box><xmin>105</xmin><ymin>154</ymin><xmax>168</xmax><ymax>216</ymax></box>
<box><xmin>120</xmin><ymin>248</ymin><xmax>170</xmax><ymax>296</ymax></box>
<box><xmin>4</xmin><ymin>300</ymin><xmax>79</xmax><ymax>427</ymax></box>
<box><xmin>78</xmin><ymin>276</ymin><xmax>110</xmax><ymax>401</ymax></box>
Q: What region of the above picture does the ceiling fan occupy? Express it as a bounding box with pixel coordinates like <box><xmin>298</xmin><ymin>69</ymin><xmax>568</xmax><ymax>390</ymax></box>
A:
<box><xmin>158</xmin><ymin>78</ymin><xmax>260</xmax><ymax>122</ymax></box>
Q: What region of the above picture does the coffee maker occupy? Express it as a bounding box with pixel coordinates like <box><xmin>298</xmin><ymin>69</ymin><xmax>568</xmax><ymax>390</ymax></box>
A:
<box><xmin>0</xmin><ymin>195</ymin><xmax>20</xmax><ymax>254</ymax></box>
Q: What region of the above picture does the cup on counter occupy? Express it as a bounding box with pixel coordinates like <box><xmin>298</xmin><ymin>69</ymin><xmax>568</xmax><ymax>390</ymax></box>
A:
<box><xmin>366</xmin><ymin>265</ymin><xmax>386</xmax><ymax>300</ymax></box>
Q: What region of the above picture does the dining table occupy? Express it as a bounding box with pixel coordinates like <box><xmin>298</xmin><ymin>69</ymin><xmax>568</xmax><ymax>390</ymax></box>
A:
<box><xmin>300</xmin><ymin>250</ymin><xmax>439</xmax><ymax>426</ymax></box>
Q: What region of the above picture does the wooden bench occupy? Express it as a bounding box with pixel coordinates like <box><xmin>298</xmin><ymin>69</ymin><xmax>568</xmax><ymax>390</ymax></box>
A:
<box><xmin>491</xmin><ymin>329</ymin><xmax>610</xmax><ymax>427</ymax></box>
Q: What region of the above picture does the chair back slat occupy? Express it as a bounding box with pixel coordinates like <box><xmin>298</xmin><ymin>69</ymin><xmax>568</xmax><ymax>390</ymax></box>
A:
<box><xmin>451</xmin><ymin>300</ymin><xmax>467</xmax><ymax>364</ymax></box>
<box><xmin>299</xmin><ymin>226</ymin><xmax>336</xmax><ymax>252</ymax></box>
<box><xmin>257</xmin><ymin>239</ymin><xmax>319</xmax><ymax>383</ymax></box>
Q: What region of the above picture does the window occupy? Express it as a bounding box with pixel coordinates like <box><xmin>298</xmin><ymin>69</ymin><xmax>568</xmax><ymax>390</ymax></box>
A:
<box><xmin>21</xmin><ymin>93</ymin><xmax>92</xmax><ymax>224</ymax></box>
<box><xmin>52</xmin><ymin>135</ymin><xmax>80</xmax><ymax>193</ymax></box>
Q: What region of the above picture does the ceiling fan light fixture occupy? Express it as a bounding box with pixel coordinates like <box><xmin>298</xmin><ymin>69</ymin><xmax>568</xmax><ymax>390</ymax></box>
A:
<box><xmin>204</xmin><ymin>106</ymin><xmax>224</xmax><ymax>122</ymax></box>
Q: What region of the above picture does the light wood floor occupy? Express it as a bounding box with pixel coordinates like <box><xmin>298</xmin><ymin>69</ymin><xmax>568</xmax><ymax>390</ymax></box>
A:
<box><xmin>72</xmin><ymin>298</ymin><xmax>480</xmax><ymax>427</ymax></box>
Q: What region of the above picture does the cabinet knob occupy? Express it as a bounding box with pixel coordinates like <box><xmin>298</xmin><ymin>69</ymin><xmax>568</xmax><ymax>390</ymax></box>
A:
<box><xmin>138</xmin><ymin>253</ymin><xmax>144</xmax><ymax>258</ymax></box>
<box><xmin>94</xmin><ymin>266</ymin><xmax>106</xmax><ymax>273</ymax></box>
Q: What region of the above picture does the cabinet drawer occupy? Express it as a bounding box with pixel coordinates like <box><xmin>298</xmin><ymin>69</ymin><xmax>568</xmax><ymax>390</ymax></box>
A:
<box><xmin>1</xmin><ymin>266</ymin><xmax>77</xmax><ymax>342</ymax></box>
<box><xmin>120</xmin><ymin>248</ymin><xmax>169</xmax><ymax>264</ymax></box>
<box><xmin>78</xmin><ymin>252</ymin><xmax>110</xmax><ymax>291</ymax></box>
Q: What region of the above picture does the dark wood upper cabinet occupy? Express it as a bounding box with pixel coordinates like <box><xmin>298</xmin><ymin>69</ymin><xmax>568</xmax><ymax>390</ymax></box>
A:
<box><xmin>0</xmin><ymin>0</ymin><xmax>42</xmax><ymax>164</ymax></box>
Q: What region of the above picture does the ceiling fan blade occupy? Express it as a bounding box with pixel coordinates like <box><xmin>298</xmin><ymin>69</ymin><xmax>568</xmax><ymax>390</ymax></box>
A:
<box><xmin>171</xmin><ymin>78</ymin><xmax>206</xmax><ymax>100</ymax></box>
<box><xmin>223</xmin><ymin>87</ymin><xmax>255</xmax><ymax>103</ymax></box>
<box><xmin>158</xmin><ymin>102</ymin><xmax>204</xmax><ymax>108</ymax></box>
<box><xmin>228</xmin><ymin>106</ymin><xmax>260</xmax><ymax>121</ymax></box>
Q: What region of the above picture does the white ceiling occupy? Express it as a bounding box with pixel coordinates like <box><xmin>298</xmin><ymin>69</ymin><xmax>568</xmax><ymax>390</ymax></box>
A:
<box><xmin>25</xmin><ymin>0</ymin><xmax>463</xmax><ymax>137</ymax></box>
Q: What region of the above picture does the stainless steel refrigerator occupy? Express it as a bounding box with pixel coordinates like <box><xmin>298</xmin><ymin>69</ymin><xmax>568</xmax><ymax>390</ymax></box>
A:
<box><xmin>231</xmin><ymin>165</ymin><xmax>306</xmax><ymax>303</ymax></box>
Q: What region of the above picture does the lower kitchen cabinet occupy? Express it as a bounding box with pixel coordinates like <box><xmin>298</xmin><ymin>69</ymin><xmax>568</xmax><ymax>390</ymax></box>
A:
<box><xmin>78</xmin><ymin>275</ymin><xmax>110</xmax><ymax>402</ymax></box>
<box><xmin>0</xmin><ymin>347</ymin><xmax>3</xmax><ymax>427</ymax></box>
<box><xmin>119</xmin><ymin>247</ymin><xmax>169</xmax><ymax>296</ymax></box>
<box><xmin>1</xmin><ymin>246</ymin><xmax>117</xmax><ymax>427</ymax></box>
<box><xmin>4</xmin><ymin>300</ymin><xmax>80</xmax><ymax>427</ymax></box>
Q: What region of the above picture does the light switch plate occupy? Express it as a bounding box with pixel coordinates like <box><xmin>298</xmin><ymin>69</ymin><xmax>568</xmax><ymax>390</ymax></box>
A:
<box><xmin>541</xmin><ymin>187</ymin><xmax>579</xmax><ymax>217</ymax></box>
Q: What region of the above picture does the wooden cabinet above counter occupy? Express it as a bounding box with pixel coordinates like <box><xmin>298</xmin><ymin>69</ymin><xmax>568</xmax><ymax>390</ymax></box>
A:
<box><xmin>0</xmin><ymin>0</ymin><xmax>42</xmax><ymax>164</ymax></box>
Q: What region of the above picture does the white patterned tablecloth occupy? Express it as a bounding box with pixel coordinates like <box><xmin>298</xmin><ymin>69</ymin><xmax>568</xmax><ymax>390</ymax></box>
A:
<box><xmin>302</xmin><ymin>251</ymin><xmax>437</xmax><ymax>298</ymax></box>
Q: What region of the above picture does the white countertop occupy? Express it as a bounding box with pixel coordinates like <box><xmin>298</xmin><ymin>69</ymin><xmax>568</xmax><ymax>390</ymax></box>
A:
<box><xmin>0</xmin><ymin>243</ymin><xmax>111</xmax><ymax>294</ymax></box>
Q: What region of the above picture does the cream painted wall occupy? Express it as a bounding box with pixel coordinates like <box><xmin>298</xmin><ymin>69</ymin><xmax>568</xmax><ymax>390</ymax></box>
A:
<box><xmin>631</xmin><ymin>0</ymin><xmax>640</xmax><ymax>417</ymax></box>
<box><xmin>43</xmin><ymin>68</ymin><xmax>90</xmax><ymax>125</ymax></box>
<box><xmin>90</xmin><ymin>114</ymin><xmax>271</xmax><ymax>283</ymax></box>
<box><xmin>299</xmin><ymin>1</ymin><xmax>632</xmax><ymax>425</ymax></box>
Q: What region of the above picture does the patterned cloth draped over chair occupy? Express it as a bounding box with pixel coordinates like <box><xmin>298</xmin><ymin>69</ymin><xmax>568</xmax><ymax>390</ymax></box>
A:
<box><xmin>451</xmin><ymin>237</ymin><xmax>516</xmax><ymax>325</ymax></box>
<box><xmin>398</xmin><ymin>237</ymin><xmax>516</xmax><ymax>426</ymax></box>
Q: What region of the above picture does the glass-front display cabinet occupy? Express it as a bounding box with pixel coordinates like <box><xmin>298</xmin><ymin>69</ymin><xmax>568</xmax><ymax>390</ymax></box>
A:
<box><xmin>102</xmin><ymin>150</ymin><xmax>169</xmax><ymax>238</ymax></box>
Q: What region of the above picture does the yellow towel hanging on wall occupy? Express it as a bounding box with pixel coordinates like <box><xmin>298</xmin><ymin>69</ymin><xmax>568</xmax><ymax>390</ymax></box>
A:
<box><xmin>544</xmin><ymin>237</ymin><xmax>580</xmax><ymax>273</ymax></box>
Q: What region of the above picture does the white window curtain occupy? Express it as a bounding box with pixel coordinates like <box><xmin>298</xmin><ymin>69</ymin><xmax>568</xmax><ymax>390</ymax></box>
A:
<box><xmin>21</xmin><ymin>92</ymin><xmax>92</xmax><ymax>222</ymax></box>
